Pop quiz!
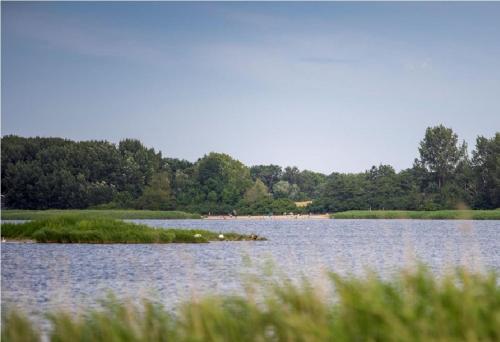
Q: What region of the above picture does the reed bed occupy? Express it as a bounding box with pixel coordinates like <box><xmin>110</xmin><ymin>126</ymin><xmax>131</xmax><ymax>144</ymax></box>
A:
<box><xmin>2</xmin><ymin>266</ymin><xmax>499</xmax><ymax>341</ymax></box>
<box><xmin>1</xmin><ymin>209</ymin><xmax>201</xmax><ymax>221</ymax></box>
<box><xmin>0</xmin><ymin>216</ymin><xmax>261</xmax><ymax>243</ymax></box>
<box><xmin>331</xmin><ymin>209</ymin><xmax>500</xmax><ymax>220</ymax></box>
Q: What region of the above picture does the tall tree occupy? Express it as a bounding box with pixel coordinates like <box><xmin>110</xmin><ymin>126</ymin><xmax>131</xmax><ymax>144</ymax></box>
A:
<box><xmin>249</xmin><ymin>165</ymin><xmax>282</xmax><ymax>190</ymax></box>
<box><xmin>282</xmin><ymin>166</ymin><xmax>300</xmax><ymax>185</ymax></box>
<box><xmin>365</xmin><ymin>165</ymin><xmax>399</xmax><ymax>210</ymax></box>
<box><xmin>472</xmin><ymin>133</ymin><xmax>500</xmax><ymax>209</ymax></box>
<box><xmin>418</xmin><ymin>125</ymin><xmax>467</xmax><ymax>189</ymax></box>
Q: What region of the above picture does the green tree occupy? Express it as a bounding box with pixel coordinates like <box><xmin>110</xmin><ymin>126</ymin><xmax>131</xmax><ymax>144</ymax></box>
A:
<box><xmin>272</xmin><ymin>180</ymin><xmax>291</xmax><ymax>199</ymax></box>
<box><xmin>249</xmin><ymin>165</ymin><xmax>282</xmax><ymax>190</ymax></box>
<box><xmin>314</xmin><ymin>173</ymin><xmax>368</xmax><ymax>212</ymax></box>
<box><xmin>472</xmin><ymin>133</ymin><xmax>500</xmax><ymax>208</ymax></box>
<box><xmin>365</xmin><ymin>165</ymin><xmax>400</xmax><ymax>210</ymax></box>
<box><xmin>118</xmin><ymin>139</ymin><xmax>161</xmax><ymax>196</ymax></box>
<box><xmin>195</xmin><ymin>153</ymin><xmax>252</xmax><ymax>211</ymax></box>
<box><xmin>418</xmin><ymin>125</ymin><xmax>467</xmax><ymax>189</ymax></box>
<box><xmin>295</xmin><ymin>170</ymin><xmax>327</xmax><ymax>200</ymax></box>
<box><xmin>135</xmin><ymin>172</ymin><xmax>174</xmax><ymax>210</ymax></box>
<box><xmin>244</xmin><ymin>179</ymin><xmax>270</xmax><ymax>203</ymax></box>
<box><xmin>3</xmin><ymin>160</ymin><xmax>44</xmax><ymax>209</ymax></box>
<box><xmin>282</xmin><ymin>166</ymin><xmax>300</xmax><ymax>185</ymax></box>
<box><xmin>2</xmin><ymin>132</ymin><xmax>496</xmax><ymax>212</ymax></box>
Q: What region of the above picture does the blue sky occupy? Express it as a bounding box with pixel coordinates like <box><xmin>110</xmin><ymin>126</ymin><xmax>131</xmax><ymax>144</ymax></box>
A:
<box><xmin>2</xmin><ymin>2</ymin><xmax>499</xmax><ymax>173</ymax></box>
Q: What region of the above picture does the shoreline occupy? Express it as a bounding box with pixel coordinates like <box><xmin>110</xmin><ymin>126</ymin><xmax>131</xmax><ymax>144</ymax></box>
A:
<box><xmin>331</xmin><ymin>209</ymin><xmax>500</xmax><ymax>220</ymax></box>
<box><xmin>1</xmin><ymin>239</ymin><xmax>36</xmax><ymax>243</ymax></box>
<box><xmin>2</xmin><ymin>210</ymin><xmax>499</xmax><ymax>221</ymax></box>
<box><xmin>204</xmin><ymin>214</ymin><xmax>330</xmax><ymax>220</ymax></box>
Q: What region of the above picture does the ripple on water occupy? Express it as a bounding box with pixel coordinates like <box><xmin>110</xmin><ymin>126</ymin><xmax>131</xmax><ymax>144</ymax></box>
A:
<box><xmin>2</xmin><ymin>219</ymin><xmax>499</xmax><ymax>316</ymax></box>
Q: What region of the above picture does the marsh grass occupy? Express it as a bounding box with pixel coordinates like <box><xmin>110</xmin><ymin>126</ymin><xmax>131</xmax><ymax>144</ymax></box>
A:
<box><xmin>2</xmin><ymin>266</ymin><xmax>499</xmax><ymax>341</ymax></box>
<box><xmin>0</xmin><ymin>209</ymin><xmax>201</xmax><ymax>221</ymax></box>
<box><xmin>0</xmin><ymin>216</ymin><xmax>261</xmax><ymax>243</ymax></box>
<box><xmin>331</xmin><ymin>209</ymin><xmax>500</xmax><ymax>220</ymax></box>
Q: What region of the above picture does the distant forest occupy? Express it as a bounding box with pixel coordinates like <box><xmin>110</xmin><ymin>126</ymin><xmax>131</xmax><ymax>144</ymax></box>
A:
<box><xmin>1</xmin><ymin>125</ymin><xmax>499</xmax><ymax>214</ymax></box>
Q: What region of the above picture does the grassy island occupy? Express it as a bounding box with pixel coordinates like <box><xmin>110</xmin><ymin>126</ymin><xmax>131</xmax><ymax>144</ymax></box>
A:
<box><xmin>0</xmin><ymin>209</ymin><xmax>201</xmax><ymax>221</ymax></box>
<box><xmin>331</xmin><ymin>210</ymin><xmax>500</xmax><ymax>220</ymax></box>
<box><xmin>0</xmin><ymin>216</ymin><xmax>264</xmax><ymax>244</ymax></box>
<box><xmin>2</xmin><ymin>267</ymin><xmax>499</xmax><ymax>341</ymax></box>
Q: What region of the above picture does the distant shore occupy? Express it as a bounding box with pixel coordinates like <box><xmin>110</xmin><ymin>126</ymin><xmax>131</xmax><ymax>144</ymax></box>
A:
<box><xmin>0</xmin><ymin>209</ymin><xmax>201</xmax><ymax>221</ymax></box>
<box><xmin>331</xmin><ymin>210</ymin><xmax>500</xmax><ymax>220</ymax></box>
<box><xmin>2</xmin><ymin>209</ymin><xmax>499</xmax><ymax>221</ymax></box>
<box><xmin>205</xmin><ymin>210</ymin><xmax>500</xmax><ymax>220</ymax></box>
<box><xmin>204</xmin><ymin>214</ymin><xmax>330</xmax><ymax>220</ymax></box>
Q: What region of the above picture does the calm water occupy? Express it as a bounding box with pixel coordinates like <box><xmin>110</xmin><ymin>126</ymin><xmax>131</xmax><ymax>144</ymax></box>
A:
<box><xmin>2</xmin><ymin>219</ymin><xmax>499</xmax><ymax>316</ymax></box>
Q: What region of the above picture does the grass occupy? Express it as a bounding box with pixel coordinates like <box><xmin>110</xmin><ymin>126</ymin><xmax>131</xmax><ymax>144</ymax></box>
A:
<box><xmin>331</xmin><ymin>209</ymin><xmax>500</xmax><ymax>220</ymax></box>
<box><xmin>2</xmin><ymin>266</ymin><xmax>499</xmax><ymax>341</ymax></box>
<box><xmin>0</xmin><ymin>209</ymin><xmax>201</xmax><ymax>220</ymax></box>
<box><xmin>0</xmin><ymin>216</ymin><xmax>264</xmax><ymax>243</ymax></box>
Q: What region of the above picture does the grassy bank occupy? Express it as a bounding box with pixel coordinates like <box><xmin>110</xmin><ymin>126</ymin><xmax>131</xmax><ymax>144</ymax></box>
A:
<box><xmin>2</xmin><ymin>267</ymin><xmax>499</xmax><ymax>341</ymax></box>
<box><xmin>331</xmin><ymin>209</ymin><xmax>500</xmax><ymax>220</ymax></box>
<box><xmin>0</xmin><ymin>209</ymin><xmax>201</xmax><ymax>221</ymax></box>
<box><xmin>0</xmin><ymin>216</ymin><xmax>263</xmax><ymax>243</ymax></box>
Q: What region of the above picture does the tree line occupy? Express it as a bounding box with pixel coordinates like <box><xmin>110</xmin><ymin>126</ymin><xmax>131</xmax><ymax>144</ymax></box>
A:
<box><xmin>1</xmin><ymin>125</ymin><xmax>498</xmax><ymax>213</ymax></box>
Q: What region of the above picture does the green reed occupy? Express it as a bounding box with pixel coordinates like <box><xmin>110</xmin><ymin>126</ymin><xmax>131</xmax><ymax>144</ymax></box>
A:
<box><xmin>2</xmin><ymin>266</ymin><xmax>499</xmax><ymax>341</ymax></box>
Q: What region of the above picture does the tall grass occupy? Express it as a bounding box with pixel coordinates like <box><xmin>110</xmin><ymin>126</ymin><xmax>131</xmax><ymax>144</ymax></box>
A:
<box><xmin>0</xmin><ymin>216</ymin><xmax>262</xmax><ymax>243</ymax></box>
<box><xmin>332</xmin><ymin>209</ymin><xmax>500</xmax><ymax>220</ymax></box>
<box><xmin>0</xmin><ymin>209</ymin><xmax>201</xmax><ymax>220</ymax></box>
<box><xmin>2</xmin><ymin>267</ymin><xmax>499</xmax><ymax>341</ymax></box>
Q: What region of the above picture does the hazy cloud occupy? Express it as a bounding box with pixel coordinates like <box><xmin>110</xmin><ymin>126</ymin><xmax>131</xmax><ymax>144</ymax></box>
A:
<box><xmin>2</xmin><ymin>2</ymin><xmax>499</xmax><ymax>173</ymax></box>
<box><xmin>300</xmin><ymin>57</ymin><xmax>357</xmax><ymax>65</ymax></box>
<box><xmin>3</xmin><ymin>6</ymin><xmax>172</xmax><ymax>66</ymax></box>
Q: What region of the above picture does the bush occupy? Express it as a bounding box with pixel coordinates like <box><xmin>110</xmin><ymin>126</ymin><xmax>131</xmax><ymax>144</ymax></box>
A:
<box><xmin>236</xmin><ymin>198</ymin><xmax>298</xmax><ymax>215</ymax></box>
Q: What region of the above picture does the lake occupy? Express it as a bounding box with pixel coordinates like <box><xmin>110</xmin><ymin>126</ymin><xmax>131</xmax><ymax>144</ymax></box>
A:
<box><xmin>2</xmin><ymin>219</ymin><xmax>499</xmax><ymax>317</ymax></box>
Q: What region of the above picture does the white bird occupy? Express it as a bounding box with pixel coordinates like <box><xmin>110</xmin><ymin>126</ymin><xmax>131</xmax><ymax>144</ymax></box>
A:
<box><xmin>218</xmin><ymin>234</ymin><xmax>224</xmax><ymax>240</ymax></box>
<box><xmin>1</xmin><ymin>238</ymin><xmax>6</xmax><ymax>243</ymax></box>
<box><xmin>194</xmin><ymin>234</ymin><xmax>202</xmax><ymax>238</ymax></box>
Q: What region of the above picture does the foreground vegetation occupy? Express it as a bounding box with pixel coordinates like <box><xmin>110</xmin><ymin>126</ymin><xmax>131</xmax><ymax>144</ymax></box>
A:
<box><xmin>0</xmin><ymin>209</ymin><xmax>201</xmax><ymax>220</ymax></box>
<box><xmin>2</xmin><ymin>126</ymin><xmax>499</xmax><ymax>214</ymax></box>
<box><xmin>2</xmin><ymin>267</ymin><xmax>499</xmax><ymax>341</ymax></box>
<box><xmin>332</xmin><ymin>209</ymin><xmax>500</xmax><ymax>220</ymax></box>
<box><xmin>0</xmin><ymin>216</ymin><xmax>262</xmax><ymax>243</ymax></box>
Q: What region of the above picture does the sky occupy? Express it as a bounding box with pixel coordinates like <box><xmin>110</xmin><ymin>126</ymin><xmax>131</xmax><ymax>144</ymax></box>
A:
<box><xmin>2</xmin><ymin>2</ymin><xmax>500</xmax><ymax>174</ymax></box>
